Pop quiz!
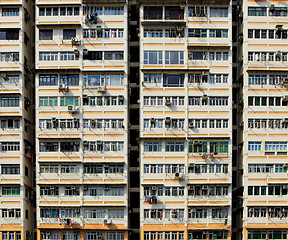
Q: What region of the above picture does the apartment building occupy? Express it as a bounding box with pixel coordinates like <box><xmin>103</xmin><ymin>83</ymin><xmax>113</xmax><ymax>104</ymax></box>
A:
<box><xmin>240</xmin><ymin>1</ymin><xmax>288</xmax><ymax>240</ymax></box>
<box><xmin>138</xmin><ymin>2</ymin><xmax>233</xmax><ymax>239</ymax></box>
<box><xmin>0</xmin><ymin>0</ymin><xmax>35</xmax><ymax>239</ymax></box>
<box><xmin>35</xmin><ymin>0</ymin><xmax>129</xmax><ymax>239</ymax></box>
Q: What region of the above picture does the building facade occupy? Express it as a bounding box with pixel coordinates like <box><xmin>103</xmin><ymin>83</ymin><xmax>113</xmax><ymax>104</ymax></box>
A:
<box><xmin>0</xmin><ymin>0</ymin><xmax>288</xmax><ymax>239</ymax></box>
<box><xmin>0</xmin><ymin>0</ymin><xmax>34</xmax><ymax>239</ymax></box>
<box><xmin>35</xmin><ymin>0</ymin><xmax>129</xmax><ymax>239</ymax></box>
<box><xmin>241</xmin><ymin>1</ymin><xmax>288</xmax><ymax>240</ymax></box>
<box><xmin>138</xmin><ymin>1</ymin><xmax>233</xmax><ymax>239</ymax></box>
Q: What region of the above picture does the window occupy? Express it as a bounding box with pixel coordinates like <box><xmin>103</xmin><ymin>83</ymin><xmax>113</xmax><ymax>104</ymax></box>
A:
<box><xmin>188</xmin><ymin>29</ymin><xmax>207</xmax><ymax>38</ymax></box>
<box><xmin>39</xmin><ymin>97</ymin><xmax>58</xmax><ymax>106</ymax></box>
<box><xmin>165</xmin><ymin>142</ymin><xmax>184</xmax><ymax>152</ymax></box>
<box><xmin>189</xmin><ymin>51</ymin><xmax>207</xmax><ymax>60</ymax></box>
<box><xmin>2</xmin><ymin>8</ymin><xmax>19</xmax><ymax>16</ymax></box>
<box><xmin>2</xmin><ymin>186</ymin><xmax>20</xmax><ymax>195</ymax></box>
<box><xmin>60</xmin><ymin>96</ymin><xmax>79</xmax><ymax>106</ymax></box>
<box><xmin>265</xmin><ymin>142</ymin><xmax>287</xmax><ymax>151</ymax></box>
<box><xmin>39</xmin><ymin>30</ymin><xmax>53</xmax><ymax>40</ymax></box>
<box><xmin>165</xmin><ymin>51</ymin><xmax>184</xmax><ymax>65</ymax></box>
<box><xmin>1</xmin><ymin>164</ymin><xmax>20</xmax><ymax>174</ymax></box>
<box><xmin>63</xmin><ymin>29</ymin><xmax>76</xmax><ymax>40</ymax></box>
<box><xmin>108</xmin><ymin>209</ymin><xmax>124</xmax><ymax>218</ymax></box>
<box><xmin>188</xmin><ymin>6</ymin><xmax>207</xmax><ymax>17</ymax></box>
<box><xmin>60</xmin><ymin>142</ymin><xmax>80</xmax><ymax>152</ymax></box>
<box><xmin>248</xmin><ymin>7</ymin><xmax>267</xmax><ymax>16</ymax></box>
<box><xmin>0</xmin><ymin>30</ymin><xmax>19</xmax><ymax>40</ymax></box>
<box><xmin>144</xmin><ymin>142</ymin><xmax>162</xmax><ymax>152</ymax></box>
<box><xmin>40</xmin><ymin>165</ymin><xmax>59</xmax><ymax>173</ymax></box>
<box><xmin>209</xmin><ymin>29</ymin><xmax>228</xmax><ymax>38</ymax></box>
<box><xmin>188</xmin><ymin>141</ymin><xmax>207</xmax><ymax>153</ymax></box>
<box><xmin>2</xmin><ymin>209</ymin><xmax>21</xmax><ymax>218</ymax></box>
<box><xmin>39</xmin><ymin>74</ymin><xmax>58</xmax><ymax>86</ymax></box>
<box><xmin>248</xmin><ymin>142</ymin><xmax>261</xmax><ymax>151</ymax></box>
<box><xmin>103</xmin><ymin>29</ymin><xmax>124</xmax><ymax>38</ymax></box>
<box><xmin>104</xmin><ymin>7</ymin><xmax>124</xmax><ymax>15</ymax></box>
<box><xmin>60</xmin><ymin>74</ymin><xmax>79</xmax><ymax>86</ymax></box>
<box><xmin>210</xmin><ymin>142</ymin><xmax>228</xmax><ymax>153</ymax></box>
<box><xmin>60</xmin><ymin>52</ymin><xmax>78</xmax><ymax>61</ymax></box>
<box><xmin>210</xmin><ymin>7</ymin><xmax>228</xmax><ymax>17</ymax></box>
<box><xmin>144</xmin><ymin>6</ymin><xmax>163</xmax><ymax>20</ymax></box>
<box><xmin>144</xmin><ymin>29</ymin><xmax>163</xmax><ymax>38</ymax></box>
<box><xmin>105</xmin><ymin>232</ymin><xmax>124</xmax><ymax>240</ymax></box>
<box><xmin>144</xmin><ymin>51</ymin><xmax>163</xmax><ymax>64</ymax></box>
<box><xmin>143</xmin><ymin>73</ymin><xmax>162</xmax><ymax>83</ymax></box>
<box><xmin>83</xmin><ymin>51</ymin><xmax>102</xmax><ymax>60</ymax></box>
<box><xmin>165</xmin><ymin>6</ymin><xmax>184</xmax><ymax>20</ymax></box>
<box><xmin>163</xmin><ymin>75</ymin><xmax>184</xmax><ymax>87</ymax></box>
<box><xmin>248</xmin><ymin>231</ymin><xmax>266</xmax><ymax>239</ymax></box>
<box><xmin>61</xmin><ymin>165</ymin><xmax>79</xmax><ymax>173</ymax></box>
<box><xmin>0</xmin><ymin>97</ymin><xmax>19</xmax><ymax>107</ymax></box>
<box><xmin>269</xmin><ymin>7</ymin><xmax>287</xmax><ymax>16</ymax></box>
<box><xmin>104</xmin><ymin>51</ymin><xmax>123</xmax><ymax>60</ymax></box>
<box><xmin>1</xmin><ymin>142</ymin><xmax>20</xmax><ymax>151</ymax></box>
<box><xmin>40</xmin><ymin>186</ymin><xmax>59</xmax><ymax>196</ymax></box>
<box><xmin>39</xmin><ymin>142</ymin><xmax>58</xmax><ymax>152</ymax></box>
<box><xmin>39</xmin><ymin>52</ymin><xmax>58</xmax><ymax>61</ymax></box>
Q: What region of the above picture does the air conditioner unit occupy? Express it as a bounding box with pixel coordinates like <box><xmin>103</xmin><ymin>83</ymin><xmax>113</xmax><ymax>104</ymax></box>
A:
<box><xmin>283</xmin><ymin>185</ymin><xmax>288</xmax><ymax>189</ymax></box>
<box><xmin>1</xmin><ymin>73</ymin><xmax>8</xmax><ymax>80</ymax></box>
<box><xmin>165</xmin><ymin>100</ymin><xmax>171</xmax><ymax>106</ymax></box>
<box><xmin>188</xmin><ymin>186</ymin><xmax>194</xmax><ymax>190</ymax></box>
<box><xmin>58</xmin><ymin>84</ymin><xmax>67</xmax><ymax>91</ymax></box>
<box><xmin>104</xmin><ymin>219</ymin><xmax>112</xmax><ymax>225</ymax></box>
<box><xmin>281</xmin><ymin>118</ymin><xmax>288</xmax><ymax>123</ymax></box>
<box><xmin>97</xmin><ymin>86</ymin><xmax>106</xmax><ymax>93</ymax></box>
<box><xmin>50</xmin><ymin>186</ymin><xmax>54</xmax><ymax>190</ymax></box>
<box><xmin>83</xmin><ymin>49</ymin><xmax>89</xmax><ymax>56</ymax></box>
<box><xmin>198</xmin><ymin>141</ymin><xmax>203</xmax><ymax>145</ymax></box>
<box><xmin>165</xmin><ymin>117</ymin><xmax>171</xmax><ymax>125</ymax></box>
<box><xmin>276</xmin><ymin>50</ymin><xmax>281</xmax><ymax>56</ymax></box>
<box><xmin>180</xmin><ymin>3</ymin><xmax>185</xmax><ymax>9</ymax></box>
<box><xmin>71</xmin><ymin>38</ymin><xmax>81</xmax><ymax>46</ymax></box>
<box><xmin>83</xmin><ymin>141</ymin><xmax>88</xmax><ymax>146</ymax></box>
<box><xmin>151</xmin><ymin>186</ymin><xmax>157</xmax><ymax>190</ymax></box>
<box><xmin>74</xmin><ymin>49</ymin><xmax>80</xmax><ymax>56</ymax></box>
<box><xmin>174</xmin><ymin>172</ymin><xmax>180</xmax><ymax>179</ymax></box>
<box><xmin>52</xmin><ymin>118</ymin><xmax>56</xmax><ymax>122</ymax></box>
<box><xmin>150</xmin><ymin>118</ymin><xmax>155</xmax><ymax>124</ymax></box>
<box><xmin>68</xmin><ymin>105</ymin><xmax>78</xmax><ymax>113</ymax></box>
<box><xmin>71</xmin><ymin>186</ymin><xmax>76</xmax><ymax>190</ymax></box>
<box><xmin>118</xmin><ymin>95</ymin><xmax>124</xmax><ymax>103</ymax></box>
<box><xmin>176</xmin><ymin>26</ymin><xmax>184</xmax><ymax>32</ymax></box>
<box><xmin>276</xmin><ymin>25</ymin><xmax>283</xmax><ymax>32</ymax></box>
<box><xmin>282</xmin><ymin>96</ymin><xmax>288</xmax><ymax>101</ymax></box>
<box><xmin>189</xmin><ymin>122</ymin><xmax>194</xmax><ymax>128</ymax></box>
